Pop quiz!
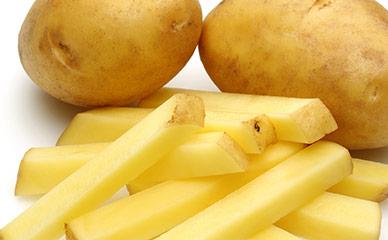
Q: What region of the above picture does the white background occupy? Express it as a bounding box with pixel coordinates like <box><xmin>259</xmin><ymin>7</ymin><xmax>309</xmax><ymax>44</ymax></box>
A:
<box><xmin>1</xmin><ymin>0</ymin><xmax>387</xmax><ymax>239</ymax></box>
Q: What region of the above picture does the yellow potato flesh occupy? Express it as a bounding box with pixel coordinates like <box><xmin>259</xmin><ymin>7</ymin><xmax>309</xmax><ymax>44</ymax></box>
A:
<box><xmin>330</xmin><ymin>158</ymin><xmax>388</xmax><ymax>202</ymax></box>
<box><xmin>57</xmin><ymin>108</ymin><xmax>153</xmax><ymax>146</ymax></box>
<box><xmin>0</xmin><ymin>94</ymin><xmax>204</xmax><ymax>240</ymax></box>
<box><xmin>57</xmin><ymin>107</ymin><xmax>276</xmax><ymax>154</ymax></box>
<box><xmin>248</xmin><ymin>226</ymin><xmax>299</xmax><ymax>240</ymax></box>
<box><xmin>156</xmin><ymin>141</ymin><xmax>352</xmax><ymax>240</ymax></box>
<box><xmin>140</xmin><ymin>88</ymin><xmax>338</xmax><ymax>144</ymax></box>
<box><xmin>65</xmin><ymin>141</ymin><xmax>304</xmax><ymax>240</ymax></box>
<box><xmin>16</xmin><ymin>132</ymin><xmax>249</xmax><ymax>196</ymax></box>
<box><xmin>277</xmin><ymin>192</ymin><xmax>381</xmax><ymax>240</ymax></box>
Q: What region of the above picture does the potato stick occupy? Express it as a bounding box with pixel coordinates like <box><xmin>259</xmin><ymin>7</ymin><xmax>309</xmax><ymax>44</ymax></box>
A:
<box><xmin>0</xmin><ymin>94</ymin><xmax>204</xmax><ymax>240</ymax></box>
<box><xmin>57</xmin><ymin>107</ymin><xmax>276</xmax><ymax>154</ymax></box>
<box><xmin>140</xmin><ymin>88</ymin><xmax>338</xmax><ymax>143</ymax></box>
<box><xmin>248</xmin><ymin>226</ymin><xmax>300</xmax><ymax>240</ymax></box>
<box><xmin>16</xmin><ymin>132</ymin><xmax>249</xmax><ymax>196</ymax></box>
<box><xmin>277</xmin><ymin>192</ymin><xmax>381</xmax><ymax>240</ymax></box>
<box><xmin>329</xmin><ymin>158</ymin><xmax>388</xmax><ymax>202</ymax></box>
<box><xmin>156</xmin><ymin>141</ymin><xmax>352</xmax><ymax>240</ymax></box>
<box><xmin>65</xmin><ymin>142</ymin><xmax>305</xmax><ymax>240</ymax></box>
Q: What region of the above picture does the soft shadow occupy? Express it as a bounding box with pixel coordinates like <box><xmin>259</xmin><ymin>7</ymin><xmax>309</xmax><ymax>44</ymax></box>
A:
<box><xmin>10</xmin><ymin>74</ymin><xmax>87</xmax><ymax>145</ymax></box>
<box><xmin>351</xmin><ymin>147</ymin><xmax>388</xmax><ymax>163</ymax></box>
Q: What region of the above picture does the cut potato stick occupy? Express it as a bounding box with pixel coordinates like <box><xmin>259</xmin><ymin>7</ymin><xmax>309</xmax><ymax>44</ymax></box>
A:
<box><xmin>329</xmin><ymin>158</ymin><xmax>388</xmax><ymax>202</ymax></box>
<box><xmin>16</xmin><ymin>132</ymin><xmax>249</xmax><ymax>196</ymax></box>
<box><xmin>156</xmin><ymin>141</ymin><xmax>352</xmax><ymax>240</ymax></box>
<box><xmin>276</xmin><ymin>192</ymin><xmax>381</xmax><ymax>240</ymax></box>
<box><xmin>65</xmin><ymin>142</ymin><xmax>305</xmax><ymax>240</ymax></box>
<box><xmin>0</xmin><ymin>94</ymin><xmax>204</xmax><ymax>240</ymax></box>
<box><xmin>57</xmin><ymin>107</ymin><xmax>276</xmax><ymax>154</ymax></box>
<box><xmin>140</xmin><ymin>88</ymin><xmax>338</xmax><ymax>144</ymax></box>
<box><xmin>248</xmin><ymin>226</ymin><xmax>300</xmax><ymax>240</ymax></box>
<box><xmin>66</xmin><ymin>179</ymin><xmax>245</xmax><ymax>240</ymax></box>
<box><xmin>15</xmin><ymin>143</ymin><xmax>108</xmax><ymax>196</ymax></box>
<box><xmin>57</xmin><ymin>108</ymin><xmax>153</xmax><ymax>146</ymax></box>
<box><xmin>130</xmin><ymin>132</ymin><xmax>249</xmax><ymax>190</ymax></box>
<box><xmin>129</xmin><ymin>157</ymin><xmax>388</xmax><ymax>197</ymax></box>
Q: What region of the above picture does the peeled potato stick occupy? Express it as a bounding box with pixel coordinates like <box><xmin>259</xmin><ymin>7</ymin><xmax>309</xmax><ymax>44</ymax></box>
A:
<box><xmin>248</xmin><ymin>226</ymin><xmax>300</xmax><ymax>240</ymax></box>
<box><xmin>329</xmin><ymin>158</ymin><xmax>388</xmax><ymax>202</ymax></box>
<box><xmin>57</xmin><ymin>107</ymin><xmax>276</xmax><ymax>154</ymax></box>
<box><xmin>156</xmin><ymin>141</ymin><xmax>352</xmax><ymax>240</ymax></box>
<box><xmin>15</xmin><ymin>132</ymin><xmax>249</xmax><ymax>196</ymax></box>
<box><xmin>0</xmin><ymin>94</ymin><xmax>204</xmax><ymax>240</ymax></box>
<box><xmin>140</xmin><ymin>88</ymin><xmax>338</xmax><ymax>144</ymax></box>
<box><xmin>65</xmin><ymin>142</ymin><xmax>305</xmax><ymax>240</ymax></box>
<box><xmin>276</xmin><ymin>192</ymin><xmax>381</xmax><ymax>240</ymax></box>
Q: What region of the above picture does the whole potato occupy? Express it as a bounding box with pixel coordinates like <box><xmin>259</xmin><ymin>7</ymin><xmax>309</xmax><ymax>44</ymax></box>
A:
<box><xmin>19</xmin><ymin>0</ymin><xmax>202</xmax><ymax>107</ymax></box>
<box><xmin>200</xmin><ymin>0</ymin><xmax>388</xmax><ymax>149</ymax></box>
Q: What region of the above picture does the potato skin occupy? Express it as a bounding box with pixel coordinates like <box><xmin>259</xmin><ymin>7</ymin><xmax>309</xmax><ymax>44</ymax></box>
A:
<box><xmin>19</xmin><ymin>0</ymin><xmax>202</xmax><ymax>107</ymax></box>
<box><xmin>200</xmin><ymin>0</ymin><xmax>388</xmax><ymax>149</ymax></box>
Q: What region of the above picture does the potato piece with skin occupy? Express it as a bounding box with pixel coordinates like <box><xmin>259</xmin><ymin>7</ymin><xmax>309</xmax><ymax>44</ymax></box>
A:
<box><xmin>199</xmin><ymin>0</ymin><xmax>388</xmax><ymax>149</ymax></box>
<box><xmin>277</xmin><ymin>192</ymin><xmax>382</xmax><ymax>240</ymax></box>
<box><xmin>140</xmin><ymin>88</ymin><xmax>338</xmax><ymax>144</ymax></box>
<box><xmin>156</xmin><ymin>141</ymin><xmax>352</xmax><ymax>240</ymax></box>
<box><xmin>0</xmin><ymin>94</ymin><xmax>204</xmax><ymax>240</ymax></box>
<box><xmin>329</xmin><ymin>158</ymin><xmax>388</xmax><ymax>202</ymax></box>
<box><xmin>19</xmin><ymin>0</ymin><xmax>202</xmax><ymax>107</ymax></box>
<box><xmin>248</xmin><ymin>226</ymin><xmax>300</xmax><ymax>240</ymax></box>
<box><xmin>65</xmin><ymin>141</ymin><xmax>305</xmax><ymax>240</ymax></box>
<box><xmin>57</xmin><ymin>107</ymin><xmax>277</xmax><ymax>154</ymax></box>
<box><xmin>16</xmin><ymin>132</ymin><xmax>249</xmax><ymax>196</ymax></box>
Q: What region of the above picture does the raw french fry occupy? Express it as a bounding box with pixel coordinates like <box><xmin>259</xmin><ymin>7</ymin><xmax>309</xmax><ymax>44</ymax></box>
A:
<box><xmin>16</xmin><ymin>132</ymin><xmax>249</xmax><ymax>196</ymax></box>
<box><xmin>140</xmin><ymin>88</ymin><xmax>338</xmax><ymax>144</ymax></box>
<box><xmin>65</xmin><ymin>142</ymin><xmax>305</xmax><ymax>240</ymax></box>
<box><xmin>15</xmin><ymin>143</ymin><xmax>108</xmax><ymax>196</ymax></box>
<box><xmin>127</xmin><ymin>158</ymin><xmax>388</xmax><ymax>195</ymax></box>
<box><xmin>127</xmin><ymin>141</ymin><xmax>305</xmax><ymax>193</ymax></box>
<box><xmin>329</xmin><ymin>158</ymin><xmax>388</xmax><ymax>202</ymax></box>
<box><xmin>156</xmin><ymin>141</ymin><xmax>352</xmax><ymax>240</ymax></box>
<box><xmin>276</xmin><ymin>192</ymin><xmax>381</xmax><ymax>240</ymax></box>
<box><xmin>201</xmin><ymin>111</ymin><xmax>276</xmax><ymax>153</ymax></box>
<box><xmin>57</xmin><ymin>107</ymin><xmax>276</xmax><ymax>154</ymax></box>
<box><xmin>66</xmin><ymin>179</ymin><xmax>245</xmax><ymax>240</ymax></box>
<box><xmin>248</xmin><ymin>226</ymin><xmax>299</xmax><ymax>240</ymax></box>
<box><xmin>56</xmin><ymin>108</ymin><xmax>153</xmax><ymax>146</ymax></box>
<box><xmin>0</xmin><ymin>94</ymin><xmax>204</xmax><ymax>240</ymax></box>
<box><xmin>129</xmin><ymin>132</ymin><xmax>249</xmax><ymax>189</ymax></box>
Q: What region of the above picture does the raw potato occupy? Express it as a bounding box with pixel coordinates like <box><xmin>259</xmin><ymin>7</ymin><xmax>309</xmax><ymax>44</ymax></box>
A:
<box><xmin>248</xmin><ymin>226</ymin><xmax>299</xmax><ymax>240</ymax></box>
<box><xmin>156</xmin><ymin>141</ymin><xmax>352</xmax><ymax>240</ymax></box>
<box><xmin>57</xmin><ymin>107</ymin><xmax>277</xmax><ymax>154</ymax></box>
<box><xmin>66</xmin><ymin>179</ymin><xmax>245</xmax><ymax>240</ymax></box>
<box><xmin>199</xmin><ymin>0</ymin><xmax>388</xmax><ymax>149</ymax></box>
<box><xmin>57</xmin><ymin>108</ymin><xmax>153</xmax><ymax>145</ymax></box>
<box><xmin>0</xmin><ymin>94</ymin><xmax>204</xmax><ymax>240</ymax></box>
<box><xmin>140</xmin><ymin>88</ymin><xmax>338</xmax><ymax>144</ymax></box>
<box><xmin>330</xmin><ymin>158</ymin><xmax>388</xmax><ymax>202</ymax></box>
<box><xmin>277</xmin><ymin>192</ymin><xmax>381</xmax><ymax>240</ymax></box>
<box><xmin>130</xmin><ymin>141</ymin><xmax>306</xmax><ymax>193</ymax></box>
<box><xmin>65</xmin><ymin>141</ymin><xmax>305</xmax><ymax>240</ymax></box>
<box><xmin>16</xmin><ymin>132</ymin><xmax>249</xmax><ymax>196</ymax></box>
<box><xmin>19</xmin><ymin>0</ymin><xmax>202</xmax><ymax>106</ymax></box>
<box><xmin>15</xmin><ymin>143</ymin><xmax>107</xmax><ymax>196</ymax></box>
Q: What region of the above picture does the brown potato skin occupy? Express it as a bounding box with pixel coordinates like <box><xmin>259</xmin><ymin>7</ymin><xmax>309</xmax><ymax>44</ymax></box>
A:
<box><xmin>200</xmin><ymin>0</ymin><xmax>388</xmax><ymax>149</ymax></box>
<box><xmin>19</xmin><ymin>0</ymin><xmax>202</xmax><ymax>107</ymax></box>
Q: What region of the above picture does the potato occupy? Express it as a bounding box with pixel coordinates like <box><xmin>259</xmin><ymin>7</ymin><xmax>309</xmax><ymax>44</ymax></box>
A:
<box><xmin>199</xmin><ymin>0</ymin><xmax>388</xmax><ymax>149</ymax></box>
<box><xmin>19</xmin><ymin>0</ymin><xmax>202</xmax><ymax>107</ymax></box>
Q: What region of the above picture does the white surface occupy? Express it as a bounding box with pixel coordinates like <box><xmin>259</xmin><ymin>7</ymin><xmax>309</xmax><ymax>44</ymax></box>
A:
<box><xmin>0</xmin><ymin>0</ymin><xmax>387</xmax><ymax>239</ymax></box>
